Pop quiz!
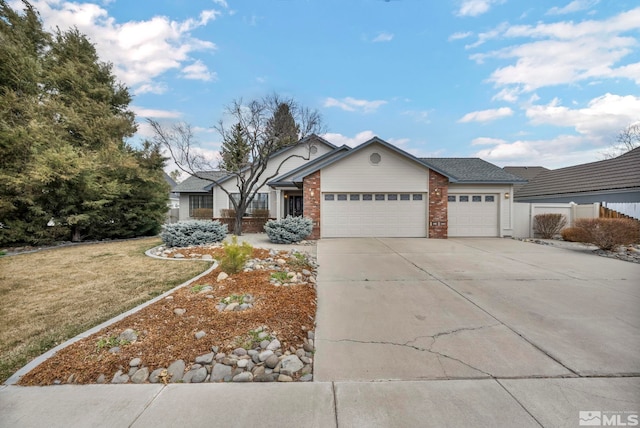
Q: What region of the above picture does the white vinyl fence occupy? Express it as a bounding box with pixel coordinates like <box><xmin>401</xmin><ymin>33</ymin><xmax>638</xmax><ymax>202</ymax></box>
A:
<box><xmin>513</xmin><ymin>202</ymin><xmax>600</xmax><ymax>238</ymax></box>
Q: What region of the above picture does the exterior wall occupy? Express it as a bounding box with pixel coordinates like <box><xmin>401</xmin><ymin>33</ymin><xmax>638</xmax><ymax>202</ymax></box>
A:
<box><xmin>321</xmin><ymin>143</ymin><xmax>429</xmax><ymax>193</ymax></box>
<box><xmin>303</xmin><ymin>171</ymin><xmax>321</xmax><ymax>239</ymax></box>
<box><xmin>212</xmin><ymin>142</ymin><xmax>332</xmax><ymax>217</ymax></box>
<box><xmin>428</xmin><ymin>170</ymin><xmax>448</xmax><ymax>239</ymax></box>
<box><xmin>448</xmin><ymin>183</ymin><xmax>513</xmax><ymax>237</ymax></box>
<box><xmin>178</xmin><ymin>192</ymin><xmax>214</xmax><ymax>221</ymax></box>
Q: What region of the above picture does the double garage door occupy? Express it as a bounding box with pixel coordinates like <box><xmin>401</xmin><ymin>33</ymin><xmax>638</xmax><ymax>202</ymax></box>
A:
<box><xmin>322</xmin><ymin>192</ymin><xmax>427</xmax><ymax>238</ymax></box>
<box><xmin>448</xmin><ymin>194</ymin><xmax>499</xmax><ymax>237</ymax></box>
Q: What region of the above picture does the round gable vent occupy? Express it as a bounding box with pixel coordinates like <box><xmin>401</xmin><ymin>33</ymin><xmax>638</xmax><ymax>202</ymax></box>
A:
<box><xmin>370</xmin><ymin>152</ymin><xmax>381</xmax><ymax>165</ymax></box>
<box><xmin>309</xmin><ymin>145</ymin><xmax>318</xmax><ymax>155</ymax></box>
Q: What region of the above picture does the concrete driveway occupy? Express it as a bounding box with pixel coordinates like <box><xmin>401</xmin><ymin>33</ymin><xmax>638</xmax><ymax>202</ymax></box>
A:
<box><xmin>315</xmin><ymin>238</ymin><xmax>640</xmax><ymax>381</ymax></box>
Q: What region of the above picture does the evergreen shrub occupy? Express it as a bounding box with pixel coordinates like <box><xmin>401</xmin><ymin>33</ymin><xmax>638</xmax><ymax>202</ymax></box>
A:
<box><xmin>264</xmin><ymin>216</ymin><xmax>313</xmax><ymax>244</ymax></box>
<box><xmin>219</xmin><ymin>236</ymin><xmax>253</xmax><ymax>274</ymax></box>
<box><xmin>161</xmin><ymin>220</ymin><xmax>227</xmax><ymax>247</ymax></box>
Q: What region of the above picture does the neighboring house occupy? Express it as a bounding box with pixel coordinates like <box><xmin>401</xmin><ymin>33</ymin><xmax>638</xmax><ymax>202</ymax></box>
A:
<box><xmin>173</xmin><ymin>135</ymin><xmax>526</xmax><ymax>239</ymax></box>
<box><xmin>163</xmin><ymin>172</ymin><xmax>180</xmax><ymax>209</ymax></box>
<box><xmin>511</xmin><ymin>147</ymin><xmax>640</xmax><ymax>204</ymax></box>
<box><xmin>503</xmin><ymin>166</ymin><xmax>549</xmax><ymax>195</ymax></box>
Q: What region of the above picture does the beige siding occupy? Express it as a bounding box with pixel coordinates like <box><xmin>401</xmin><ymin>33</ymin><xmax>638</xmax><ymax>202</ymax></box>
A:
<box><xmin>212</xmin><ymin>142</ymin><xmax>332</xmax><ymax>217</ymax></box>
<box><xmin>321</xmin><ymin>143</ymin><xmax>429</xmax><ymax>192</ymax></box>
<box><xmin>178</xmin><ymin>194</ymin><xmax>191</xmax><ymax>220</ymax></box>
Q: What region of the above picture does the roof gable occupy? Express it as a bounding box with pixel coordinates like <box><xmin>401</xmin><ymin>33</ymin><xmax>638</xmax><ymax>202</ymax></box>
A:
<box><xmin>269</xmin><ymin>145</ymin><xmax>351</xmax><ymax>186</ymax></box>
<box><xmin>172</xmin><ymin>171</ymin><xmax>228</xmax><ymax>193</ymax></box>
<box><xmin>516</xmin><ymin>147</ymin><xmax>640</xmax><ymax>198</ymax></box>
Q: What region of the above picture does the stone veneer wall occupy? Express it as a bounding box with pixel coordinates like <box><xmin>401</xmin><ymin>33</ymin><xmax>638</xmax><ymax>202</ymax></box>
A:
<box><xmin>428</xmin><ymin>170</ymin><xmax>449</xmax><ymax>239</ymax></box>
<box><xmin>303</xmin><ymin>171</ymin><xmax>321</xmax><ymax>239</ymax></box>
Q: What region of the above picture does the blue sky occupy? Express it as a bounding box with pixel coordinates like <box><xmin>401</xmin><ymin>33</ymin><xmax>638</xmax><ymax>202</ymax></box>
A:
<box><xmin>16</xmin><ymin>0</ymin><xmax>640</xmax><ymax>170</ymax></box>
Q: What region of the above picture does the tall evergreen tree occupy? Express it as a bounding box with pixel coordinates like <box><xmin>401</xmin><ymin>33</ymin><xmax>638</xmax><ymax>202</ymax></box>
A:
<box><xmin>0</xmin><ymin>1</ymin><xmax>168</xmax><ymax>245</ymax></box>
<box><xmin>266</xmin><ymin>102</ymin><xmax>300</xmax><ymax>150</ymax></box>
<box><xmin>220</xmin><ymin>123</ymin><xmax>250</xmax><ymax>172</ymax></box>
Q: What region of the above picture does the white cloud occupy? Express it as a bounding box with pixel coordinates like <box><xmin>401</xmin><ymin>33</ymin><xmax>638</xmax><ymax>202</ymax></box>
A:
<box><xmin>322</xmin><ymin>131</ymin><xmax>376</xmax><ymax>147</ymax></box>
<box><xmin>471</xmin><ymin>137</ymin><xmax>508</xmax><ymax>145</ymax></box>
<box><xmin>402</xmin><ymin>110</ymin><xmax>431</xmax><ymax>123</ymax></box>
<box><xmin>324</xmin><ymin>97</ymin><xmax>387</xmax><ymax>114</ymax></box>
<box><xmin>133</xmin><ymin>82</ymin><xmax>169</xmax><ymax>95</ymax></box>
<box><xmin>547</xmin><ymin>0</ymin><xmax>599</xmax><ymax>15</ymax></box>
<box><xmin>526</xmin><ymin>93</ymin><xmax>640</xmax><ymax>141</ymax></box>
<box><xmin>131</xmin><ymin>107</ymin><xmax>183</xmax><ymax>118</ymax></box>
<box><xmin>448</xmin><ymin>31</ymin><xmax>473</xmax><ymax>41</ymax></box>
<box><xmin>468</xmin><ymin>7</ymin><xmax>640</xmax><ymax>98</ymax></box>
<box><xmin>181</xmin><ymin>60</ymin><xmax>217</xmax><ymax>81</ymax></box>
<box><xmin>372</xmin><ymin>32</ymin><xmax>394</xmax><ymax>43</ymax></box>
<box><xmin>25</xmin><ymin>1</ymin><xmax>219</xmax><ymax>92</ymax></box>
<box><xmin>459</xmin><ymin>107</ymin><xmax>514</xmax><ymax>123</ymax></box>
<box><xmin>473</xmin><ymin>134</ymin><xmax>587</xmax><ymax>166</ymax></box>
<box><xmin>457</xmin><ymin>0</ymin><xmax>504</xmax><ymax>17</ymax></box>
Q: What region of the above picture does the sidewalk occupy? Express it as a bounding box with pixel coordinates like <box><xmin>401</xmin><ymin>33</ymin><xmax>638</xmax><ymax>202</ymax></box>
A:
<box><xmin>2</xmin><ymin>377</ymin><xmax>638</xmax><ymax>427</ymax></box>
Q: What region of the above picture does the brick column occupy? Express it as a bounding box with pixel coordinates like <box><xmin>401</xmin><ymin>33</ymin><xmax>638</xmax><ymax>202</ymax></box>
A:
<box><xmin>428</xmin><ymin>170</ymin><xmax>449</xmax><ymax>239</ymax></box>
<box><xmin>303</xmin><ymin>171</ymin><xmax>321</xmax><ymax>239</ymax></box>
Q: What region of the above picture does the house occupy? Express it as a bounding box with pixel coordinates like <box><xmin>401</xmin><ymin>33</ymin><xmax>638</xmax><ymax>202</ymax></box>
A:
<box><xmin>503</xmin><ymin>166</ymin><xmax>549</xmax><ymax>195</ymax></box>
<box><xmin>511</xmin><ymin>147</ymin><xmax>640</xmax><ymax>204</ymax></box>
<box><xmin>163</xmin><ymin>172</ymin><xmax>180</xmax><ymax>209</ymax></box>
<box><xmin>173</xmin><ymin>135</ymin><xmax>526</xmax><ymax>238</ymax></box>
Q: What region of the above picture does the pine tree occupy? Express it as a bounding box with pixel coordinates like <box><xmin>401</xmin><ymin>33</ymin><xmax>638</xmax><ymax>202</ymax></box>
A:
<box><xmin>220</xmin><ymin>122</ymin><xmax>250</xmax><ymax>172</ymax></box>
<box><xmin>266</xmin><ymin>103</ymin><xmax>300</xmax><ymax>150</ymax></box>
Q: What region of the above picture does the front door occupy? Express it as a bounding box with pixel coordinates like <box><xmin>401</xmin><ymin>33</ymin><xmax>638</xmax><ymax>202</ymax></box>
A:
<box><xmin>288</xmin><ymin>195</ymin><xmax>303</xmax><ymax>217</ymax></box>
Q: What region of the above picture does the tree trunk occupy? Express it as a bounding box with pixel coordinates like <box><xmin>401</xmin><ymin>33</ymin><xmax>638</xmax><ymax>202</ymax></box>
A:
<box><xmin>71</xmin><ymin>226</ymin><xmax>82</xmax><ymax>242</ymax></box>
<box><xmin>234</xmin><ymin>214</ymin><xmax>243</xmax><ymax>236</ymax></box>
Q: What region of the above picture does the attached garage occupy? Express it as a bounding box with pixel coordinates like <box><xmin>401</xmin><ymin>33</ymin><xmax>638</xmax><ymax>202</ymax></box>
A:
<box><xmin>447</xmin><ymin>193</ymin><xmax>499</xmax><ymax>237</ymax></box>
<box><xmin>322</xmin><ymin>192</ymin><xmax>427</xmax><ymax>238</ymax></box>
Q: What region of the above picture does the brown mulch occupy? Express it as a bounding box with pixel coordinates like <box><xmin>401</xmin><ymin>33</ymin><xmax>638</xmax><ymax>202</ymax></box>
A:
<box><xmin>18</xmin><ymin>248</ymin><xmax>317</xmax><ymax>385</ymax></box>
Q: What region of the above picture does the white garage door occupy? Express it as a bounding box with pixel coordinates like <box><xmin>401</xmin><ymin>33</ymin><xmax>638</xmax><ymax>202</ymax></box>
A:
<box><xmin>322</xmin><ymin>193</ymin><xmax>427</xmax><ymax>238</ymax></box>
<box><xmin>448</xmin><ymin>194</ymin><xmax>499</xmax><ymax>237</ymax></box>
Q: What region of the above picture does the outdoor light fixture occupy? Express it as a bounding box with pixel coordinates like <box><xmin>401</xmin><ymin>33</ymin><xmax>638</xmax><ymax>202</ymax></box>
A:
<box><xmin>434</xmin><ymin>188</ymin><xmax>441</xmax><ymax>197</ymax></box>
<box><xmin>284</xmin><ymin>194</ymin><xmax>288</xmax><ymax>199</ymax></box>
<box><xmin>505</xmin><ymin>192</ymin><xmax>510</xmax><ymax>199</ymax></box>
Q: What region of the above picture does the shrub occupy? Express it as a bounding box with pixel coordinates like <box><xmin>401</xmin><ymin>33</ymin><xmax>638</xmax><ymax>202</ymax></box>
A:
<box><xmin>574</xmin><ymin>218</ymin><xmax>640</xmax><ymax>251</ymax></box>
<box><xmin>160</xmin><ymin>221</ymin><xmax>227</xmax><ymax>247</ymax></box>
<box><xmin>560</xmin><ymin>227</ymin><xmax>590</xmax><ymax>243</ymax></box>
<box><xmin>264</xmin><ymin>216</ymin><xmax>313</xmax><ymax>244</ymax></box>
<box><xmin>220</xmin><ymin>209</ymin><xmax>235</xmax><ymax>218</ymax></box>
<box><xmin>219</xmin><ymin>236</ymin><xmax>253</xmax><ymax>274</ymax></box>
<box><xmin>252</xmin><ymin>209</ymin><xmax>270</xmax><ymax>218</ymax></box>
<box><xmin>533</xmin><ymin>213</ymin><xmax>567</xmax><ymax>239</ymax></box>
<box><xmin>191</xmin><ymin>208</ymin><xmax>213</xmax><ymax>220</ymax></box>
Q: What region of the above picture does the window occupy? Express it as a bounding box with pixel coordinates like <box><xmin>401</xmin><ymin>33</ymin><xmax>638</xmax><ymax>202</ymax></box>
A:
<box><xmin>388</xmin><ymin>194</ymin><xmax>398</xmax><ymax>201</ymax></box>
<box><xmin>350</xmin><ymin>194</ymin><xmax>360</xmax><ymax>201</ymax></box>
<box><xmin>448</xmin><ymin>195</ymin><xmax>456</xmax><ymax>202</ymax></box>
<box><xmin>324</xmin><ymin>194</ymin><xmax>334</xmax><ymax>201</ymax></box>
<box><xmin>375</xmin><ymin>194</ymin><xmax>385</xmax><ymax>201</ymax></box>
<box><xmin>485</xmin><ymin>195</ymin><xmax>495</xmax><ymax>202</ymax></box>
<box><xmin>337</xmin><ymin>194</ymin><xmax>347</xmax><ymax>201</ymax></box>
<box><xmin>363</xmin><ymin>194</ymin><xmax>373</xmax><ymax>201</ymax></box>
<box><xmin>189</xmin><ymin>195</ymin><xmax>213</xmax><ymax>217</ymax></box>
<box><xmin>230</xmin><ymin>193</ymin><xmax>268</xmax><ymax>215</ymax></box>
<box><xmin>460</xmin><ymin>196</ymin><xmax>469</xmax><ymax>202</ymax></box>
<box><xmin>400</xmin><ymin>194</ymin><xmax>410</xmax><ymax>201</ymax></box>
<box><xmin>472</xmin><ymin>195</ymin><xmax>482</xmax><ymax>202</ymax></box>
<box><xmin>412</xmin><ymin>194</ymin><xmax>423</xmax><ymax>201</ymax></box>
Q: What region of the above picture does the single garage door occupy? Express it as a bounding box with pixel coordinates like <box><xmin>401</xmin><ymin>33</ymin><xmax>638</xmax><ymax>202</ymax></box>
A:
<box><xmin>448</xmin><ymin>194</ymin><xmax>499</xmax><ymax>237</ymax></box>
<box><xmin>322</xmin><ymin>193</ymin><xmax>427</xmax><ymax>238</ymax></box>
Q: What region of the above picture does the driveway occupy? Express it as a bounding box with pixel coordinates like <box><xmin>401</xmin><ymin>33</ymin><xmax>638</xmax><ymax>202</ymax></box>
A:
<box><xmin>315</xmin><ymin>238</ymin><xmax>640</xmax><ymax>381</ymax></box>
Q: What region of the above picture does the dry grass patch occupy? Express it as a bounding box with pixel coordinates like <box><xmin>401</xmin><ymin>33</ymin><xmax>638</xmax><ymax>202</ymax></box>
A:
<box><xmin>0</xmin><ymin>238</ymin><xmax>209</xmax><ymax>383</ymax></box>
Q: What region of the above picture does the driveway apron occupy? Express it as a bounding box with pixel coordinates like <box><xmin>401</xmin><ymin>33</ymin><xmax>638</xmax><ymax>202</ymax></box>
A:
<box><xmin>314</xmin><ymin>238</ymin><xmax>640</xmax><ymax>381</ymax></box>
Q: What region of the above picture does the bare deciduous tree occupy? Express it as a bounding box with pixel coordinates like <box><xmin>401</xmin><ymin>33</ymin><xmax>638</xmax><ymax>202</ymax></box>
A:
<box><xmin>602</xmin><ymin>122</ymin><xmax>640</xmax><ymax>159</ymax></box>
<box><xmin>149</xmin><ymin>94</ymin><xmax>325</xmax><ymax>235</ymax></box>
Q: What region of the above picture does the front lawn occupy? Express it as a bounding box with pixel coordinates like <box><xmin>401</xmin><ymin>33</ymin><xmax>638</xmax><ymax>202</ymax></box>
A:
<box><xmin>0</xmin><ymin>238</ymin><xmax>209</xmax><ymax>383</ymax></box>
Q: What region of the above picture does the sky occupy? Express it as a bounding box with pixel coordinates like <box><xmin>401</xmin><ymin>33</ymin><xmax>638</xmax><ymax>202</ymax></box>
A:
<box><xmin>12</xmin><ymin>0</ymin><xmax>640</xmax><ymax>171</ymax></box>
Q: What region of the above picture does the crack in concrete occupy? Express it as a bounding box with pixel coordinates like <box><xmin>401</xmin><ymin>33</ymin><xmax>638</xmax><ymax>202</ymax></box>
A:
<box><xmin>327</xmin><ymin>332</ymin><xmax>495</xmax><ymax>378</ymax></box>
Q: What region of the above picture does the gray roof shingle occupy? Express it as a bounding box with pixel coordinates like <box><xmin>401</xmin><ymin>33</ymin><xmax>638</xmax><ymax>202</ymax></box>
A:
<box><xmin>172</xmin><ymin>171</ymin><xmax>229</xmax><ymax>193</ymax></box>
<box><xmin>516</xmin><ymin>147</ymin><xmax>640</xmax><ymax>198</ymax></box>
<box><xmin>420</xmin><ymin>158</ymin><xmax>527</xmax><ymax>183</ymax></box>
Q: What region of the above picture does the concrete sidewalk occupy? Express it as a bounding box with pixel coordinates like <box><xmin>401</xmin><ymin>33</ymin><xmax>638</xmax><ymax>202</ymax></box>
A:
<box><xmin>2</xmin><ymin>377</ymin><xmax>638</xmax><ymax>427</ymax></box>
